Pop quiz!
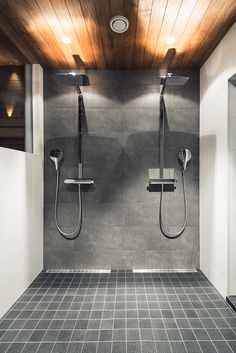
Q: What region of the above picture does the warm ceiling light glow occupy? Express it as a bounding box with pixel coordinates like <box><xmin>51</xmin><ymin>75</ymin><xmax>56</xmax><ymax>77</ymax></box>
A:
<box><xmin>6</xmin><ymin>106</ymin><xmax>14</xmax><ymax>117</ymax></box>
<box><xmin>166</xmin><ymin>36</ymin><xmax>176</xmax><ymax>46</ymax></box>
<box><xmin>62</xmin><ymin>36</ymin><xmax>71</xmax><ymax>44</ymax></box>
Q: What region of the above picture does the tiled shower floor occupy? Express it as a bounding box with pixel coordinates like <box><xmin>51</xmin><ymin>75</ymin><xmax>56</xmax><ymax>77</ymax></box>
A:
<box><xmin>1</xmin><ymin>271</ymin><xmax>236</xmax><ymax>353</ymax></box>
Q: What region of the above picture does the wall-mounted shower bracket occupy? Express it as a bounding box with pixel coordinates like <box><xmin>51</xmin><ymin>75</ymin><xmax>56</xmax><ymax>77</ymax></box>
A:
<box><xmin>147</xmin><ymin>178</ymin><xmax>177</xmax><ymax>192</ymax></box>
<box><xmin>147</xmin><ymin>168</ymin><xmax>176</xmax><ymax>192</ymax></box>
<box><xmin>64</xmin><ymin>179</ymin><xmax>94</xmax><ymax>185</ymax></box>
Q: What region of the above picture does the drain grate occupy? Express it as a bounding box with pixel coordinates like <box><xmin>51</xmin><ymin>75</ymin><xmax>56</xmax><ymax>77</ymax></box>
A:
<box><xmin>45</xmin><ymin>269</ymin><xmax>111</xmax><ymax>274</ymax></box>
<box><xmin>45</xmin><ymin>269</ymin><xmax>197</xmax><ymax>274</ymax></box>
<box><xmin>133</xmin><ymin>269</ymin><xmax>198</xmax><ymax>273</ymax></box>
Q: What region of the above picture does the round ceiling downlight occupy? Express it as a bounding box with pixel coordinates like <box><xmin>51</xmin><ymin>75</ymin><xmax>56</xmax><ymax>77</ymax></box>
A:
<box><xmin>110</xmin><ymin>16</ymin><xmax>129</xmax><ymax>33</ymax></box>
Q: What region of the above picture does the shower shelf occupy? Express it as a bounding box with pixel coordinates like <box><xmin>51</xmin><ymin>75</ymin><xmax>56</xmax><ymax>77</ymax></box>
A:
<box><xmin>147</xmin><ymin>178</ymin><xmax>177</xmax><ymax>192</ymax></box>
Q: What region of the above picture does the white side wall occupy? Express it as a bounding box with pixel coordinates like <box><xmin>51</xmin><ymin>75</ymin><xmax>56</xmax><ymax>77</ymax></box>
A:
<box><xmin>200</xmin><ymin>22</ymin><xmax>236</xmax><ymax>297</ymax></box>
<box><xmin>228</xmin><ymin>81</ymin><xmax>236</xmax><ymax>294</ymax></box>
<box><xmin>0</xmin><ymin>64</ymin><xmax>44</xmax><ymax>318</ymax></box>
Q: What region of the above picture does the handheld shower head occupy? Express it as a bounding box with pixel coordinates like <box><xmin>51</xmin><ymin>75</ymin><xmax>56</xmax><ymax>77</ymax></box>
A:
<box><xmin>178</xmin><ymin>148</ymin><xmax>192</xmax><ymax>171</ymax></box>
<box><xmin>50</xmin><ymin>149</ymin><xmax>63</xmax><ymax>170</ymax></box>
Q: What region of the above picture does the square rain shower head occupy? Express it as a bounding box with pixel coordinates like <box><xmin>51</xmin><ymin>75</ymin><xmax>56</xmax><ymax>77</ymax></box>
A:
<box><xmin>53</xmin><ymin>73</ymin><xmax>90</xmax><ymax>87</ymax></box>
<box><xmin>154</xmin><ymin>75</ymin><xmax>189</xmax><ymax>86</ymax></box>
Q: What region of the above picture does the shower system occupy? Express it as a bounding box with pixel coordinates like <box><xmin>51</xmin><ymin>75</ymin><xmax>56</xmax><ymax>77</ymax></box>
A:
<box><xmin>148</xmin><ymin>73</ymin><xmax>192</xmax><ymax>239</ymax></box>
<box><xmin>50</xmin><ymin>73</ymin><xmax>94</xmax><ymax>240</ymax></box>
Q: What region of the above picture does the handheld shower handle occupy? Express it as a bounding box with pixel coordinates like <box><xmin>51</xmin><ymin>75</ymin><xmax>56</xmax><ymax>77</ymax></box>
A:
<box><xmin>178</xmin><ymin>148</ymin><xmax>192</xmax><ymax>171</ymax></box>
<box><xmin>50</xmin><ymin>149</ymin><xmax>63</xmax><ymax>170</ymax></box>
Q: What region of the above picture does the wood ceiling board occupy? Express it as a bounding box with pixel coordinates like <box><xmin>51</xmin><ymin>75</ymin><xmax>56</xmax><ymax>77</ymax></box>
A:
<box><xmin>50</xmin><ymin>0</ymin><xmax>90</xmax><ymax>68</ymax></box>
<box><xmin>142</xmin><ymin>0</ymin><xmax>168</xmax><ymax>69</ymax></box>
<box><xmin>123</xmin><ymin>0</ymin><xmax>139</xmax><ymax>69</ymax></box>
<box><xmin>94</xmin><ymin>0</ymin><xmax>115</xmax><ymax>68</ymax></box>
<box><xmin>0</xmin><ymin>30</ymin><xmax>26</xmax><ymax>65</ymax></box>
<box><xmin>79</xmin><ymin>0</ymin><xmax>106</xmax><ymax>69</ymax></box>
<box><xmin>0</xmin><ymin>12</ymin><xmax>39</xmax><ymax>64</ymax></box>
<box><xmin>191</xmin><ymin>0</ymin><xmax>236</xmax><ymax>68</ymax></box>
<box><xmin>110</xmin><ymin>0</ymin><xmax>124</xmax><ymax>69</ymax></box>
<box><xmin>181</xmin><ymin>0</ymin><xmax>224</xmax><ymax>68</ymax></box>
<box><xmin>27</xmin><ymin>0</ymin><xmax>70</xmax><ymax>67</ymax></box>
<box><xmin>171</xmin><ymin>0</ymin><xmax>212</xmax><ymax>68</ymax></box>
<box><xmin>151</xmin><ymin>0</ymin><xmax>184</xmax><ymax>69</ymax></box>
<box><xmin>35</xmin><ymin>0</ymin><xmax>76</xmax><ymax>68</ymax></box>
<box><xmin>9</xmin><ymin>0</ymin><xmax>63</xmax><ymax>67</ymax></box>
<box><xmin>0</xmin><ymin>1</ymin><xmax>54</xmax><ymax>66</ymax></box>
<box><xmin>66</xmin><ymin>0</ymin><xmax>97</xmax><ymax>68</ymax></box>
<box><xmin>134</xmin><ymin>0</ymin><xmax>153</xmax><ymax>69</ymax></box>
<box><xmin>0</xmin><ymin>0</ymin><xmax>235</xmax><ymax>68</ymax></box>
<box><xmin>166</xmin><ymin>0</ymin><xmax>198</xmax><ymax>69</ymax></box>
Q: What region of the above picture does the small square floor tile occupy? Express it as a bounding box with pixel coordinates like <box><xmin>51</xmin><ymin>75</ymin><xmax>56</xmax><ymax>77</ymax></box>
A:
<box><xmin>169</xmin><ymin>342</ymin><xmax>187</xmax><ymax>353</ymax></box>
<box><xmin>127</xmin><ymin>341</ymin><xmax>141</xmax><ymax>353</ymax></box>
<box><xmin>51</xmin><ymin>343</ymin><xmax>69</xmax><ymax>353</ymax></box>
<box><xmin>5</xmin><ymin>343</ymin><xmax>25</xmax><ymax>353</ymax></box>
<box><xmin>184</xmin><ymin>341</ymin><xmax>202</xmax><ymax>353</ymax></box>
<box><xmin>1</xmin><ymin>271</ymin><xmax>236</xmax><ymax>353</ymax></box>
<box><xmin>112</xmin><ymin>341</ymin><xmax>126</xmax><ymax>353</ymax></box>
<box><xmin>141</xmin><ymin>341</ymin><xmax>157</xmax><ymax>353</ymax></box>
<box><xmin>155</xmin><ymin>342</ymin><xmax>172</xmax><ymax>353</ymax></box>
<box><xmin>97</xmin><ymin>342</ymin><xmax>112</xmax><ymax>353</ymax></box>
<box><xmin>199</xmin><ymin>341</ymin><xmax>218</xmax><ymax>353</ymax></box>
<box><xmin>213</xmin><ymin>341</ymin><xmax>233</xmax><ymax>353</ymax></box>
<box><xmin>37</xmin><ymin>343</ymin><xmax>54</xmax><ymax>353</ymax></box>
<box><xmin>67</xmin><ymin>342</ymin><xmax>83</xmax><ymax>353</ymax></box>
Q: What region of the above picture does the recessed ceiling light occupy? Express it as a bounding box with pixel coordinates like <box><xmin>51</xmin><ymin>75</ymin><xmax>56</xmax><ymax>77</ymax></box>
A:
<box><xmin>166</xmin><ymin>36</ymin><xmax>176</xmax><ymax>46</ymax></box>
<box><xmin>62</xmin><ymin>36</ymin><xmax>71</xmax><ymax>44</ymax></box>
<box><xmin>110</xmin><ymin>16</ymin><xmax>129</xmax><ymax>33</ymax></box>
<box><xmin>69</xmin><ymin>71</ymin><xmax>76</xmax><ymax>76</ymax></box>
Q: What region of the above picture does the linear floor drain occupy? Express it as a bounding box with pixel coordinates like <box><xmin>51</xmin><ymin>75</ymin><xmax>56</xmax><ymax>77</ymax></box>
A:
<box><xmin>133</xmin><ymin>269</ymin><xmax>198</xmax><ymax>273</ymax></box>
<box><xmin>45</xmin><ymin>269</ymin><xmax>111</xmax><ymax>274</ymax></box>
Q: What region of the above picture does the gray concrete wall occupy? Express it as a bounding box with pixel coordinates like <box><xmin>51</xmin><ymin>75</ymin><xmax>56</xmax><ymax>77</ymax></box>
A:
<box><xmin>44</xmin><ymin>70</ymin><xmax>199</xmax><ymax>269</ymax></box>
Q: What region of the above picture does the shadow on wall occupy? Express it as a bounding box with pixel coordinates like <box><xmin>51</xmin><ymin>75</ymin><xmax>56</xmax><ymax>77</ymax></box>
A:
<box><xmin>44</xmin><ymin>69</ymin><xmax>199</xmax><ymax>115</ymax></box>
<box><xmin>44</xmin><ymin>68</ymin><xmax>199</xmax><ymax>269</ymax></box>
<box><xmin>45</xmin><ymin>129</ymin><xmax>198</xmax><ymax>202</ymax></box>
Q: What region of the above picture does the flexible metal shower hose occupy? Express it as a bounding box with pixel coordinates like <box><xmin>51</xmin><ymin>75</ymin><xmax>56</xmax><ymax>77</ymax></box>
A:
<box><xmin>159</xmin><ymin>170</ymin><xmax>187</xmax><ymax>239</ymax></box>
<box><xmin>54</xmin><ymin>168</ymin><xmax>82</xmax><ymax>240</ymax></box>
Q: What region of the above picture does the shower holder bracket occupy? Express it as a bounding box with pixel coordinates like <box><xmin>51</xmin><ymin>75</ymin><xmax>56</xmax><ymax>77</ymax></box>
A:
<box><xmin>147</xmin><ymin>178</ymin><xmax>177</xmax><ymax>192</ymax></box>
<box><xmin>64</xmin><ymin>178</ymin><xmax>94</xmax><ymax>185</ymax></box>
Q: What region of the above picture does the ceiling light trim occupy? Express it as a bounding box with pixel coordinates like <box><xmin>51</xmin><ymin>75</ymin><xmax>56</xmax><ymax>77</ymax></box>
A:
<box><xmin>110</xmin><ymin>15</ymin><xmax>129</xmax><ymax>33</ymax></box>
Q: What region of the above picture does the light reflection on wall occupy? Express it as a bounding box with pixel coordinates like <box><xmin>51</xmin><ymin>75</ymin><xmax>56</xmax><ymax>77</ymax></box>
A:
<box><xmin>6</xmin><ymin>106</ymin><xmax>14</xmax><ymax>117</ymax></box>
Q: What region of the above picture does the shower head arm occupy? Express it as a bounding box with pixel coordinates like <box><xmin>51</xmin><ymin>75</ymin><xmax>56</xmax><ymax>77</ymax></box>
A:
<box><xmin>160</xmin><ymin>76</ymin><xmax>167</xmax><ymax>97</ymax></box>
<box><xmin>76</xmin><ymin>86</ymin><xmax>82</xmax><ymax>95</ymax></box>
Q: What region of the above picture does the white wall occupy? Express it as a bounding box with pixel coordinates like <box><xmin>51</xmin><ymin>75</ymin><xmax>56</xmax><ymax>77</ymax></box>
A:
<box><xmin>200</xmin><ymin>22</ymin><xmax>236</xmax><ymax>297</ymax></box>
<box><xmin>228</xmin><ymin>81</ymin><xmax>236</xmax><ymax>294</ymax></box>
<box><xmin>0</xmin><ymin>64</ymin><xmax>44</xmax><ymax>318</ymax></box>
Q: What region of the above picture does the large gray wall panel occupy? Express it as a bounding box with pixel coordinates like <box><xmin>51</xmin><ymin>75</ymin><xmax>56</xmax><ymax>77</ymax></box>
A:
<box><xmin>44</xmin><ymin>70</ymin><xmax>199</xmax><ymax>269</ymax></box>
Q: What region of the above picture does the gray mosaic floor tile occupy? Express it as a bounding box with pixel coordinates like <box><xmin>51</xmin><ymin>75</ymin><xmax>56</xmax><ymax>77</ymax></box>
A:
<box><xmin>0</xmin><ymin>271</ymin><xmax>236</xmax><ymax>353</ymax></box>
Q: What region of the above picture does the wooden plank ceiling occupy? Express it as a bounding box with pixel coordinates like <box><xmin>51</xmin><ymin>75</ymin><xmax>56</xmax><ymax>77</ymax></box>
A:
<box><xmin>0</xmin><ymin>0</ymin><xmax>236</xmax><ymax>69</ymax></box>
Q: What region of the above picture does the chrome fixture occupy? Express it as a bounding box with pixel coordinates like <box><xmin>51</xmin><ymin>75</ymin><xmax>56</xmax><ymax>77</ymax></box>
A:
<box><xmin>64</xmin><ymin>179</ymin><xmax>94</xmax><ymax>185</ymax></box>
<box><xmin>110</xmin><ymin>15</ymin><xmax>129</xmax><ymax>33</ymax></box>
<box><xmin>53</xmin><ymin>73</ymin><xmax>90</xmax><ymax>95</ymax></box>
<box><xmin>149</xmin><ymin>72</ymin><xmax>191</xmax><ymax>239</ymax></box>
<box><xmin>49</xmin><ymin>149</ymin><xmax>63</xmax><ymax>171</ymax></box>
<box><xmin>178</xmin><ymin>148</ymin><xmax>192</xmax><ymax>171</ymax></box>
<box><xmin>50</xmin><ymin>73</ymin><xmax>93</xmax><ymax>240</ymax></box>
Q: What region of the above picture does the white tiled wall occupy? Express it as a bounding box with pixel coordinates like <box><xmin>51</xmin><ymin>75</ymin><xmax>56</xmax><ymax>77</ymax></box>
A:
<box><xmin>229</xmin><ymin>83</ymin><xmax>236</xmax><ymax>293</ymax></box>
<box><xmin>200</xmin><ymin>22</ymin><xmax>236</xmax><ymax>297</ymax></box>
<box><xmin>0</xmin><ymin>64</ymin><xmax>44</xmax><ymax>318</ymax></box>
